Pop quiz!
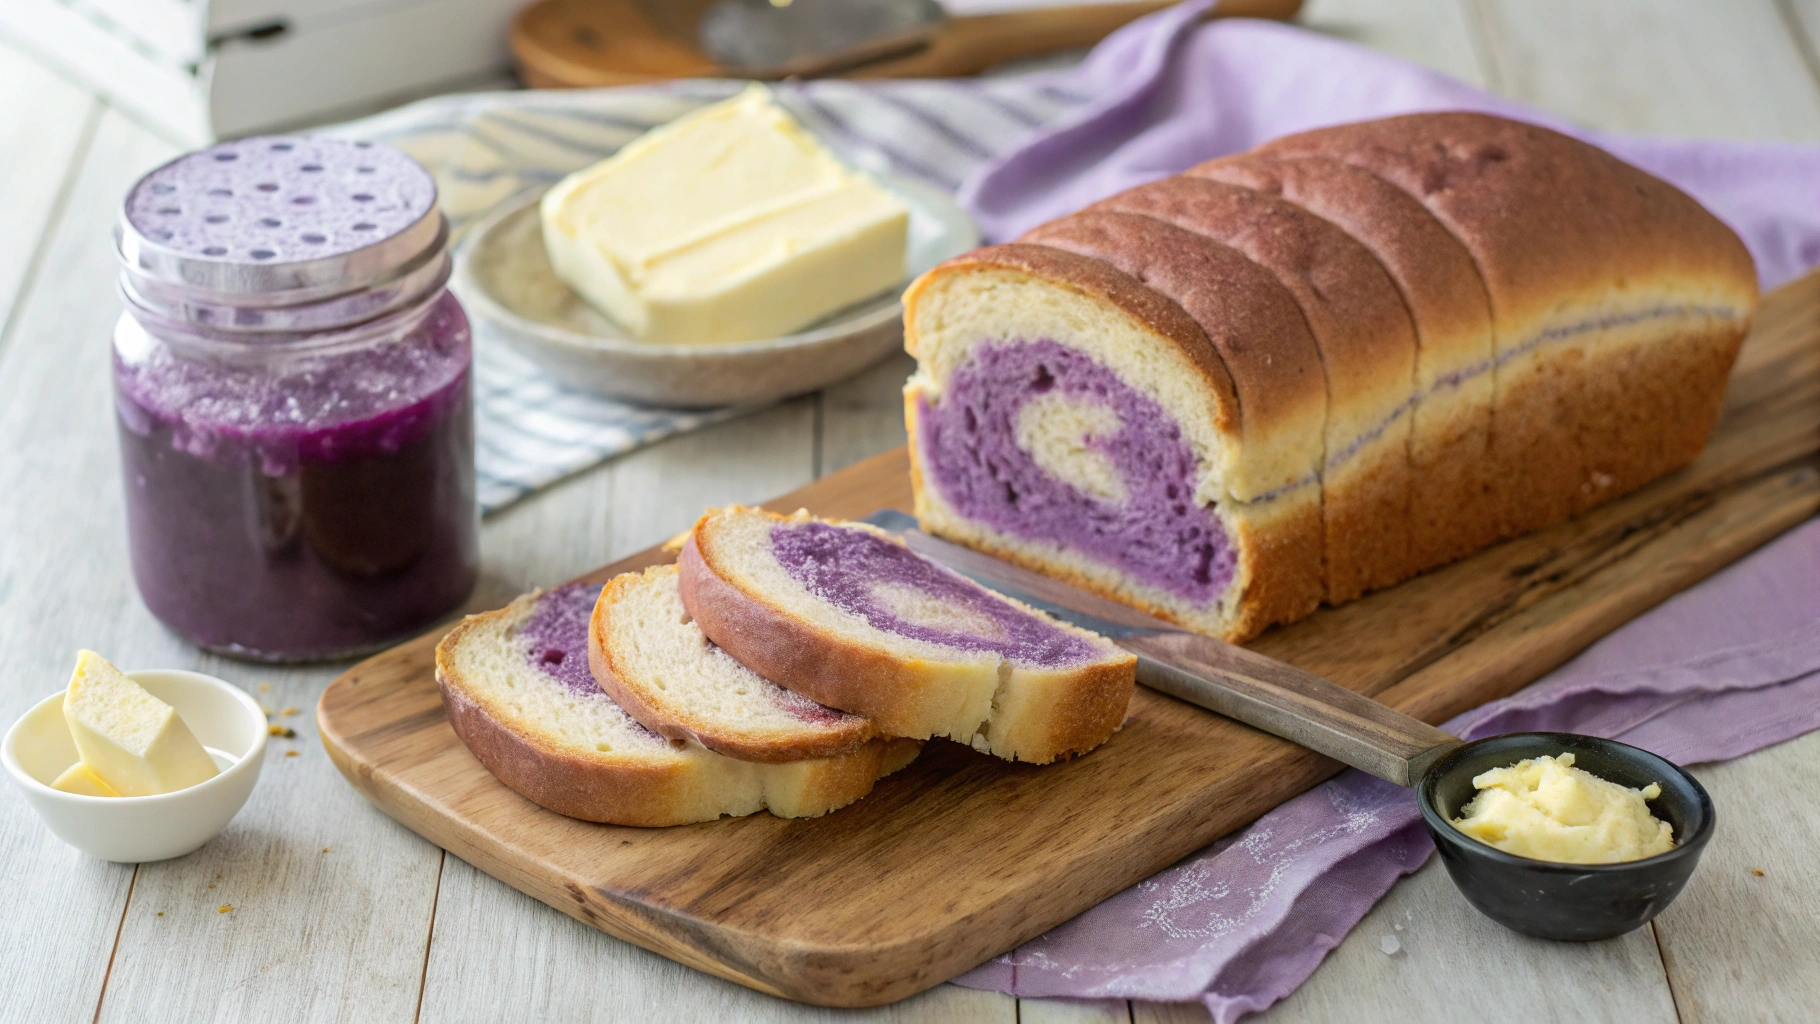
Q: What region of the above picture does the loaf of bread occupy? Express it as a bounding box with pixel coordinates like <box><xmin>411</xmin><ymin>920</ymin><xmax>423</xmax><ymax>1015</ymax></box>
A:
<box><xmin>678</xmin><ymin>507</ymin><xmax>1136</xmax><ymax>763</ymax></box>
<box><xmin>436</xmin><ymin>582</ymin><xmax>919</xmax><ymax>826</ymax></box>
<box><xmin>904</xmin><ymin>112</ymin><xmax>1757</xmax><ymax>643</ymax></box>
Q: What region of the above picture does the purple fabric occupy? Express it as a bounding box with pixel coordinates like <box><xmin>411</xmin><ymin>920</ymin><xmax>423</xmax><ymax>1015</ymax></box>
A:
<box><xmin>960</xmin><ymin>1</ymin><xmax>1820</xmax><ymax>290</ymax></box>
<box><xmin>947</xmin><ymin>6</ymin><xmax>1820</xmax><ymax>1019</ymax></box>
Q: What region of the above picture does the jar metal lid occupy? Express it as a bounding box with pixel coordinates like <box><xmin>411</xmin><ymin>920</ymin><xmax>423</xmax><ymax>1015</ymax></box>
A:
<box><xmin>116</xmin><ymin>136</ymin><xmax>447</xmax><ymax>317</ymax></box>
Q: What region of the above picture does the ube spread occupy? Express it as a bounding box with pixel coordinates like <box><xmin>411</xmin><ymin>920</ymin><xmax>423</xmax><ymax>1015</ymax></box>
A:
<box><xmin>769</xmin><ymin>519</ymin><xmax>1101</xmax><ymax>667</ymax></box>
<box><xmin>113</xmin><ymin>136</ymin><xmax>477</xmax><ymax>661</ymax></box>
<box><xmin>915</xmin><ymin>339</ymin><xmax>1235</xmax><ymax>605</ymax></box>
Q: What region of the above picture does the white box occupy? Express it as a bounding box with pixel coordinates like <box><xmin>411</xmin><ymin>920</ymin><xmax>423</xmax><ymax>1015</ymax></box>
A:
<box><xmin>0</xmin><ymin>0</ymin><xmax>525</xmax><ymax>144</ymax></box>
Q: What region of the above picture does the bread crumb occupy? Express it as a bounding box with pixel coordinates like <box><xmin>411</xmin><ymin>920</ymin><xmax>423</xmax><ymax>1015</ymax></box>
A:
<box><xmin>321</xmin><ymin>847</ymin><xmax>332</xmax><ymax>853</ymax></box>
<box><xmin>208</xmin><ymin>883</ymin><xmax>215</xmax><ymax>889</ymax></box>
<box><xmin>281</xmin><ymin>706</ymin><xmax>298</xmax><ymax>716</ymax></box>
<box><xmin>268</xmin><ymin>724</ymin><xmax>295</xmax><ymax>738</ymax></box>
<box><xmin>156</xmin><ymin>911</ymin><xmax>164</xmax><ymax>917</ymax></box>
<box><xmin>1753</xmin><ymin>868</ymin><xmax>1765</xmax><ymax>876</ymax></box>
<box><xmin>218</xmin><ymin>905</ymin><xmax>233</xmax><ymax>913</ymax></box>
<box><xmin>258</xmin><ymin>683</ymin><xmax>269</xmax><ymax>692</ymax></box>
<box><xmin>285</xmin><ymin>750</ymin><xmax>299</xmax><ymax>758</ymax></box>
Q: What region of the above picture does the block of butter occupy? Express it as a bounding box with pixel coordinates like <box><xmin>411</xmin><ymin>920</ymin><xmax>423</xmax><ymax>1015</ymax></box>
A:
<box><xmin>54</xmin><ymin>651</ymin><xmax>219</xmax><ymax>797</ymax></box>
<box><xmin>540</xmin><ymin>84</ymin><xmax>909</xmax><ymax>344</ymax></box>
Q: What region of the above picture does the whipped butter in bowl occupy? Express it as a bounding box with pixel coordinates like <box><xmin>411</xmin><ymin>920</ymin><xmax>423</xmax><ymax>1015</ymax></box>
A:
<box><xmin>3</xmin><ymin>652</ymin><xmax>267</xmax><ymax>862</ymax></box>
<box><xmin>1450</xmin><ymin>752</ymin><xmax>1676</xmax><ymax>864</ymax></box>
<box><xmin>1416</xmin><ymin>732</ymin><xmax>1714</xmax><ymax>941</ymax></box>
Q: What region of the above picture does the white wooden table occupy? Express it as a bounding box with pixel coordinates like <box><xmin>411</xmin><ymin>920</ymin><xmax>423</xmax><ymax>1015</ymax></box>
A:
<box><xmin>3</xmin><ymin>2</ymin><xmax>1817</xmax><ymax>1021</ymax></box>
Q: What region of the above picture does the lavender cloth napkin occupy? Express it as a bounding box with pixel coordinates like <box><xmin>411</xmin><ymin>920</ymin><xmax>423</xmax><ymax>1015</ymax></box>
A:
<box><xmin>948</xmin><ymin>6</ymin><xmax>1820</xmax><ymax>1019</ymax></box>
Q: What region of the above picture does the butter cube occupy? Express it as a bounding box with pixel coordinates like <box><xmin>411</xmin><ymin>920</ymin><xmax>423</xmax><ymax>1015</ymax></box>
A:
<box><xmin>541</xmin><ymin>84</ymin><xmax>909</xmax><ymax>344</ymax></box>
<box><xmin>52</xmin><ymin>763</ymin><xmax>119</xmax><ymax>797</ymax></box>
<box><xmin>62</xmin><ymin>651</ymin><xmax>219</xmax><ymax>797</ymax></box>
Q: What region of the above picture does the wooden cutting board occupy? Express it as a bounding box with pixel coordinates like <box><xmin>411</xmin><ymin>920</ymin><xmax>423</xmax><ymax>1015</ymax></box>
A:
<box><xmin>510</xmin><ymin>0</ymin><xmax>1303</xmax><ymax>89</ymax></box>
<box><xmin>319</xmin><ymin>270</ymin><xmax>1820</xmax><ymax>1008</ymax></box>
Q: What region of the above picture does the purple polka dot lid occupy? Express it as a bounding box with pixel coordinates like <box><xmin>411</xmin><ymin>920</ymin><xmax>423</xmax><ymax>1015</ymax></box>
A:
<box><xmin>119</xmin><ymin>136</ymin><xmax>443</xmax><ymax>301</ymax></box>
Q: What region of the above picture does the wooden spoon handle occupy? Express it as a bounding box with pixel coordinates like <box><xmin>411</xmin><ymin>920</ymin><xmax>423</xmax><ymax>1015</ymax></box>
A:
<box><xmin>1120</xmin><ymin>629</ymin><xmax>1460</xmax><ymax>786</ymax></box>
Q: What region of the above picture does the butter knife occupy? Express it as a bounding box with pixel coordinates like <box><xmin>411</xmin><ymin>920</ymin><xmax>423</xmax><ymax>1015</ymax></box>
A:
<box><xmin>862</xmin><ymin>509</ymin><xmax>1460</xmax><ymax>785</ymax></box>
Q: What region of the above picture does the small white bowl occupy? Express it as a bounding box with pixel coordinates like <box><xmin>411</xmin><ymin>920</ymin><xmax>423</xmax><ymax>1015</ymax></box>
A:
<box><xmin>2</xmin><ymin>669</ymin><xmax>267</xmax><ymax>863</ymax></box>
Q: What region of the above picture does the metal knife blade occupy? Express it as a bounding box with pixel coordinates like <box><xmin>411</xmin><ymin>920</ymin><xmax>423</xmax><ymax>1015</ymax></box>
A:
<box><xmin>860</xmin><ymin>508</ymin><xmax>1460</xmax><ymax>785</ymax></box>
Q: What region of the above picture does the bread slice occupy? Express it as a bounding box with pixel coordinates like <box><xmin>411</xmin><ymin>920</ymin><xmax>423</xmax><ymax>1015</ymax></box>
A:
<box><xmin>678</xmin><ymin>506</ymin><xmax>1137</xmax><ymax>764</ymax></box>
<box><xmin>435</xmin><ymin>582</ymin><xmax>919</xmax><ymax>826</ymax></box>
<box><xmin>588</xmin><ymin>564</ymin><xmax>874</xmax><ymax>762</ymax></box>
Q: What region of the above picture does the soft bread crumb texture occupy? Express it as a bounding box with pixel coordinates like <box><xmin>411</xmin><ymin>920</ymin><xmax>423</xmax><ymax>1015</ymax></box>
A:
<box><xmin>1451</xmin><ymin>752</ymin><xmax>1675</xmax><ymax>864</ymax></box>
<box><xmin>436</xmin><ymin>588</ymin><xmax>913</xmax><ymax>825</ymax></box>
<box><xmin>684</xmin><ymin>507</ymin><xmax>1135</xmax><ymax>763</ymax></box>
<box><xmin>593</xmin><ymin>565</ymin><xmax>872</xmax><ymax>761</ymax></box>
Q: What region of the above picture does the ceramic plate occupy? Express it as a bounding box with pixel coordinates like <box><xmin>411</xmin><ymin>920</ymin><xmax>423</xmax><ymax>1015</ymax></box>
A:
<box><xmin>454</xmin><ymin>175</ymin><xmax>979</xmax><ymax>408</ymax></box>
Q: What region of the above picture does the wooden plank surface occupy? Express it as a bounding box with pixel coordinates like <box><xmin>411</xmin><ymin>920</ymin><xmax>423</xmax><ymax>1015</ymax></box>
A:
<box><xmin>4</xmin><ymin>3</ymin><xmax>1820</xmax><ymax>1020</ymax></box>
<box><xmin>1474</xmin><ymin>0</ymin><xmax>1820</xmax><ymax>139</ymax></box>
<box><xmin>1649</xmin><ymin>729</ymin><xmax>1820</xmax><ymax>1024</ymax></box>
<box><xmin>318</xmin><ymin>266</ymin><xmax>1819</xmax><ymax>1007</ymax></box>
<box><xmin>0</xmin><ymin>52</ymin><xmax>96</xmax><ymax>343</ymax></box>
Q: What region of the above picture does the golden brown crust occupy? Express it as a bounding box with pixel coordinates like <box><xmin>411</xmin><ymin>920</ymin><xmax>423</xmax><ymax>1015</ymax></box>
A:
<box><xmin>902</xmin><ymin>111</ymin><xmax>1756</xmax><ymax>646</ymax></box>
<box><xmin>435</xmin><ymin>611</ymin><xmax>695</xmax><ymax>827</ymax></box>
<box><xmin>586</xmin><ymin>566</ymin><xmax>875</xmax><ymax>764</ymax></box>
<box><xmin>906</xmin><ymin>243</ymin><xmax>1240</xmax><ymax>436</ymax></box>
<box><xmin>678</xmin><ymin>532</ymin><xmax>940</xmax><ymax>740</ymax></box>
<box><xmin>1189</xmin><ymin>153</ymin><xmax>1501</xmax><ymax>571</ymax></box>
<box><xmin>436</xmin><ymin>599</ymin><xmax>897</xmax><ymax>826</ymax></box>
<box><xmin>1258</xmin><ymin>112</ymin><xmax>1758</xmax><ymax>531</ymax></box>
<box><xmin>1087</xmin><ymin>175</ymin><xmax>1419</xmax><ymax>601</ymax></box>
<box><xmin>1257</xmin><ymin>113</ymin><xmax>1758</xmax><ymax>336</ymax></box>
<box><xmin>1014</xmin><ymin>212</ymin><xmax>1326</xmax><ymax>465</ymax></box>
<box><xmin>680</xmin><ymin>508</ymin><xmax>1135</xmax><ymax>761</ymax></box>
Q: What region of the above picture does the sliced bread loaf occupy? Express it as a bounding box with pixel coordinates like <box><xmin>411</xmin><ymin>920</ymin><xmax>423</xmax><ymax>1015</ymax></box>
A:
<box><xmin>436</xmin><ymin>582</ymin><xmax>918</xmax><ymax>826</ymax></box>
<box><xmin>588</xmin><ymin>564</ymin><xmax>874</xmax><ymax>762</ymax></box>
<box><xmin>678</xmin><ymin>506</ymin><xmax>1137</xmax><ymax>764</ymax></box>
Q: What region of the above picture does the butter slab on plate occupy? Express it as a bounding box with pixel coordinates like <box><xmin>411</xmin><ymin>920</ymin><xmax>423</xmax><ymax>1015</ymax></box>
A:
<box><xmin>458</xmin><ymin>173</ymin><xmax>976</xmax><ymax>408</ymax></box>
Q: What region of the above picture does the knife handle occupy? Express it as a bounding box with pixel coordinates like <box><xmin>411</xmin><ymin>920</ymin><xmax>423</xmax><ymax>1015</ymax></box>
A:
<box><xmin>1119</xmin><ymin>630</ymin><xmax>1459</xmax><ymax>787</ymax></box>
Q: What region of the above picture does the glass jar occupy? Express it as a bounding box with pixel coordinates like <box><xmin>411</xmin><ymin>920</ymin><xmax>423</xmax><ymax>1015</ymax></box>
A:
<box><xmin>113</xmin><ymin>136</ymin><xmax>478</xmax><ymax>662</ymax></box>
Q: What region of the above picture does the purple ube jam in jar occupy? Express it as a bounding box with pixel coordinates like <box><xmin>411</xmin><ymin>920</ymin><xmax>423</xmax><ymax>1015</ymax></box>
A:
<box><xmin>114</xmin><ymin>136</ymin><xmax>478</xmax><ymax>662</ymax></box>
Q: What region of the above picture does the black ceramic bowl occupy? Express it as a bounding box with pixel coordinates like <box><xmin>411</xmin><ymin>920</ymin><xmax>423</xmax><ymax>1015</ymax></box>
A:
<box><xmin>1416</xmin><ymin>732</ymin><xmax>1716</xmax><ymax>941</ymax></box>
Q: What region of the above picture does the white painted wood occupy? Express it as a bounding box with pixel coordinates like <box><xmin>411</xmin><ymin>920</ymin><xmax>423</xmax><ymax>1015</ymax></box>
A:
<box><xmin>2</xmin><ymin>5</ymin><xmax>1819</xmax><ymax>1021</ymax></box>
<box><xmin>603</xmin><ymin>398</ymin><xmax>818</xmax><ymax>556</ymax></box>
<box><xmin>1298</xmin><ymin>0</ymin><xmax>1489</xmax><ymax>87</ymax></box>
<box><xmin>1253</xmin><ymin>858</ymin><xmax>1677</xmax><ymax>1023</ymax></box>
<box><xmin>1021</xmin><ymin>997</ymin><xmax>1132</xmax><ymax>1023</ymax></box>
<box><xmin>0</xmin><ymin>100</ymin><xmax>446</xmax><ymax>1023</ymax></box>
<box><xmin>0</xmin><ymin>39</ymin><xmax>97</xmax><ymax>342</ymax></box>
<box><xmin>1472</xmin><ymin>0</ymin><xmax>1820</xmax><ymax>139</ymax></box>
<box><xmin>1132</xmin><ymin>1000</ymin><xmax>1210</xmax><ymax>1024</ymax></box>
<box><xmin>820</xmin><ymin>351</ymin><xmax>917</xmax><ymax>477</ymax></box>
<box><xmin>1650</xmin><ymin>729</ymin><xmax>1820</xmax><ymax>1024</ymax></box>
<box><xmin>0</xmin><ymin>102</ymin><xmax>183</xmax><ymax>1024</ymax></box>
<box><xmin>419</xmin><ymin>855</ymin><xmax>1016</xmax><ymax>1023</ymax></box>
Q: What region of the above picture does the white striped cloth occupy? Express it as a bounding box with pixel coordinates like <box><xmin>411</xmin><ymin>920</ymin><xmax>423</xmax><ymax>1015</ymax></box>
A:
<box><xmin>322</xmin><ymin>75</ymin><xmax>1092</xmax><ymax>513</ymax></box>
